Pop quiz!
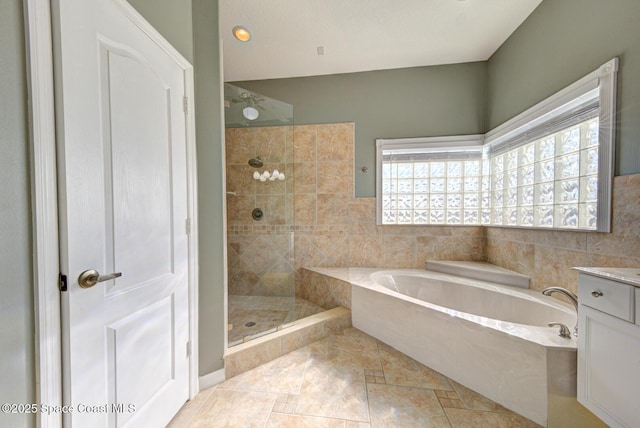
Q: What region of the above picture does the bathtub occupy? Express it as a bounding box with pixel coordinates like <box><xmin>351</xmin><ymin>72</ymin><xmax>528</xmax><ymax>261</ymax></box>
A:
<box><xmin>305</xmin><ymin>264</ymin><xmax>579</xmax><ymax>426</ymax></box>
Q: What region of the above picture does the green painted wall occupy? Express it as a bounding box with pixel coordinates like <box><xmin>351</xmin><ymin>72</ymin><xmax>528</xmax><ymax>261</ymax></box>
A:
<box><xmin>233</xmin><ymin>0</ymin><xmax>640</xmax><ymax>191</ymax></box>
<box><xmin>233</xmin><ymin>63</ymin><xmax>487</xmax><ymax>197</ymax></box>
<box><xmin>0</xmin><ymin>1</ymin><xmax>35</xmax><ymax>428</ymax></box>
<box><xmin>487</xmin><ymin>0</ymin><xmax>640</xmax><ymax>176</ymax></box>
<box><xmin>127</xmin><ymin>0</ymin><xmax>194</xmax><ymax>63</ymax></box>
<box><xmin>192</xmin><ymin>0</ymin><xmax>226</xmax><ymax>375</ymax></box>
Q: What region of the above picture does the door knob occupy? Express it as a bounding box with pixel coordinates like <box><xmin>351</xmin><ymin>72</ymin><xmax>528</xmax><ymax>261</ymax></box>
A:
<box><xmin>78</xmin><ymin>269</ymin><xmax>122</xmax><ymax>288</ymax></box>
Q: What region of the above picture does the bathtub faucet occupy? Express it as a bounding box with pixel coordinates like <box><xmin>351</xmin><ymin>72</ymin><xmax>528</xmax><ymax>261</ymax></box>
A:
<box><xmin>542</xmin><ymin>286</ymin><xmax>578</xmax><ymax>337</ymax></box>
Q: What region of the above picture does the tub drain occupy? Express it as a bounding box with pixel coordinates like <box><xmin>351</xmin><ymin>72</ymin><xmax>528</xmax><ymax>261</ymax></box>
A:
<box><xmin>245</xmin><ymin>321</ymin><xmax>256</xmax><ymax>327</ymax></box>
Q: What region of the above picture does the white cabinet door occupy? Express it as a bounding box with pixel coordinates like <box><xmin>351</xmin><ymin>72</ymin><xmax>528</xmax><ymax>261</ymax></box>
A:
<box><xmin>53</xmin><ymin>0</ymin><xmax>193</xmax><ymax>426</ymax></box>
<box><xmin>578</xmin><ymin>305</ymin><xmax>640</xmax><ymax>428</ymax></box>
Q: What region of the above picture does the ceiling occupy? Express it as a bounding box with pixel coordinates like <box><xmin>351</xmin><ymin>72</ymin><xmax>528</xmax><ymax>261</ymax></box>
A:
<box><xmin>220</xmin><ymin>0</ymin><xmax>543</xmax><ymax>82</ymax></box>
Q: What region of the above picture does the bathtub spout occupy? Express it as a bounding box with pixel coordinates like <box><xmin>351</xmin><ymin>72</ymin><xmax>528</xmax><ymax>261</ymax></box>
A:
<box><xmin>542</xmin><ymin>286</ymin><xmax>578</xmax><ymax>336</ymax></box>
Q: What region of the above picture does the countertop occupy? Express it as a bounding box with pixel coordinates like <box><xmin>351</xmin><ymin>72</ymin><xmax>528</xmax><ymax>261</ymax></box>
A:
<box><xmin>573</xmin><ymin>267</ymin><xmax>640</xmax><ymax>288</ymax></box>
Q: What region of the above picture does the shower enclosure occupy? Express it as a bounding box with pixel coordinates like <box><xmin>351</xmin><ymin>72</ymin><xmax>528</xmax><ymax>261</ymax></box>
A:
<box><xmin>224</xmin><ymin>83</ymin><xmax>323</xmax><ymax>346</ymax></box>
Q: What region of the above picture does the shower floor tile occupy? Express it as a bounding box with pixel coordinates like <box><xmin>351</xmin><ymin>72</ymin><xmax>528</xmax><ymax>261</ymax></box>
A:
<box><xmin>170</xmin><ymin>328</ymin><xmax>542</xmax><ymax>428</ymax></box>
<box><xmin>228</xmin><ymin>295</ymin><xmax>325</xmax><ymax>345</ymax></box>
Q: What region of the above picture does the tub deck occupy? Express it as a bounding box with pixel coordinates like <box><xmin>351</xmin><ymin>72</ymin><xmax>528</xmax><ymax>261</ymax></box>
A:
<box><xmin>301</xmin><ymin>266</ymin><xmax>586</xmax><ymax>427</ymax></box>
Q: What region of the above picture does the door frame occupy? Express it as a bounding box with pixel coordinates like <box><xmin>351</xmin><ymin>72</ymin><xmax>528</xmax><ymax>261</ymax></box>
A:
<box><xmin>23</xmin><ymin>1</ymin><xmax>199</xmax><ymax>426</ymax></box>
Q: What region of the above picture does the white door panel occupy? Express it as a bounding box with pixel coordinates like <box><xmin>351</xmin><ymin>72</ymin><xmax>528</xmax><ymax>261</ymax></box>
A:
<box><xmin>53</xmin><ymin>0</ymin><xmax>193</xmax><ymax>426</ymax></box>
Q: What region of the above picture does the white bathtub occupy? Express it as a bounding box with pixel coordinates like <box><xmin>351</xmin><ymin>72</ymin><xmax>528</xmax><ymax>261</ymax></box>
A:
<box><xmin>306</xmin><ymin>265</ymin><xmax>579</xmax><ymax>426</ymax></box>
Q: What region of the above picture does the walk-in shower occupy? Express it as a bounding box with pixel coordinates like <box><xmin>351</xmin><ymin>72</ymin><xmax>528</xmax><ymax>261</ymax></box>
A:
<box><xmin>224</xmin><ymin>83</ymin><xmax>323</xmax><ymax>346</ymax></box>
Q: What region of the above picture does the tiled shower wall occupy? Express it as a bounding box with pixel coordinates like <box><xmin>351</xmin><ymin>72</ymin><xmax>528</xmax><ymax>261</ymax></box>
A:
<box><xmin>227</xmin><ymin>121</ymin><xmax>640</xmax><ymax>303</ymax></box>
<box><xmin>225</xmin><ymin>126</ymin><xmax>295</xmax><ymax>297</ymax></box>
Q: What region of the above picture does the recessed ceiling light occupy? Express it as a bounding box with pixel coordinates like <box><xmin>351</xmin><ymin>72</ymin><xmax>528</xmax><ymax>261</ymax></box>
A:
<box><xmin>232</xmin><ymin>26</ymin><xmax>251</xmax><ymax>42</ymax></box>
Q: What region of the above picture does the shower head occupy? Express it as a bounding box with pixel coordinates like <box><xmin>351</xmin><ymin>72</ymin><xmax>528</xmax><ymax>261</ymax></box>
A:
<box><xmin>248</xmin><ymin>156</ymin><xmax>263</xmax><ymax>168</ymax></box>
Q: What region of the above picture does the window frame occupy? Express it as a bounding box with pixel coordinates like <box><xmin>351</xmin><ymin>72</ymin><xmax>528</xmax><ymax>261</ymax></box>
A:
<box><xmin>376</xmin><ymin>135</ymin><xmax>485</xmax><ymax>225</ymax></box>
<box><xmin>376</xmin><ymin>58</ymin><xmax>618</xmax><ymax>231</ymax></box>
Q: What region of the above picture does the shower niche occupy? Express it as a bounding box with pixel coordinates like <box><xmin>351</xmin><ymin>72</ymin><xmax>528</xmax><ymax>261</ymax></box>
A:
<box><xmin>223</xmin><ymin>83</ymin><xmax>322</xmax><ymax>346</ymax></box>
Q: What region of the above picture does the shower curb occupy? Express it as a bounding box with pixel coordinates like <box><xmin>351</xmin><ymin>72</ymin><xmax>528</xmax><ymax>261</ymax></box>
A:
<box><xmin>223</xmin><ymin>307</ymin><xmax>351</xmax><ymax>379</ymax></box>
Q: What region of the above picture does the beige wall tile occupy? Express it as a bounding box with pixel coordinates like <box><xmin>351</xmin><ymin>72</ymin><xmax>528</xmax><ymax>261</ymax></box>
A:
<box><xmin>225</xmin><ymin>127</ymin><xmax>254</xmax><ymax>165</ymax></box>
<box><xmin>308</xmin><ymin>233</ymin><xmax>350</xmax><ymax>266</ymax></box>
<box><xmin>284</xmin><ymin>126</ymin><xmax>294</xmax><ymax>163</ymax></box>
<box><xmin>348</xmin><ymin>198</ymin><xmax>377</xmax><ymax>224</ymax></box>
<box><xmin>294</xmin><ymin>236</ymin><xmax>335</xmax><ymax>270</ymax></box>
<box><xmin>532</xmin><ymin>246</ymin><xmax>588</xmax><ymax>293</ymax></box>
<box><xmin>293</xmin><ymin>162</ymin><xmax>317</xmax><ymax>194</ymax></box>
<box><xmin>416</xmin><ymin>236</ymin><xmax>454</xmax><ymax>264</ymax></box>
<box><xmin>380</xmin><ymin>236</ymin><xmax>417</xmax><ymax>268</ymax></box>
<box><xmin>295</xmin><ymin>194</ymin><xmax>317</xmax><ymax>225</ymax></box>
<box><xmin>534</xmin><ymin>230</ymin><xmax>588</xmax><ymax>251</ymax></box>
<box><xmin>317</xmin><ymin>161</ymin><xmax>353</xmax><ymax>195</ymax></box>
<box><xmin>293</xmin><ymin>125</ymin><xmax>317</xmax><ymax>162</ymax></box>
<box><xmin>449</xmin><ymin>226</ymin><xmax>485</xmax><ymax>237</ymax></box>
<box><xmin>449</xmin><ymin>237</ymin><xmax>486</xmax><ymax>262</ymax></box>
<box><xmin>256</xmin><ymin>194</ymin><xmax>287</xmax><ymax>224</ymax></box>
<box><xmin>227</xmin><ymin>195</ymin><xmax>256</xmax><ymax>226</ymax></box>
<box><xmin>613</xmin><ymin>173</ymin><xmax>640</xmax><ymax>189</ymax></box>
<box><xmin>255</xmin><ymin>127</ymin><xmax>288</xmax><ymax>163</ymax></box>
<box><xmin>587</xmin><ymin>252</ymin><xmax>640</xmax><ymax>269</ymax></box>
<box><xmin>298</xmin><ymin>271</ymin><xmax>351</xmax><ymax>310</ymax></box>
<box><xmin>316</xmin><ymin>123</ymin><xmax>354</xmax><ymax>162</ymax></box>
<box><xmin>227</xmin><ymin>164</ymin><xmax>257</xmax><ymax>195</ymax></box>
<box><xmin>317</xmin><ymin>194</ymin><xmax>351</xmax><ymax>225</ymax></box>
<box><xmin>348</xmin><ymin>236</ymin><xmax>383</xmax><ymax>267</ymax></box>
<box><xmin>506</xmin><ymin>241</ymin><xmax>536</xmax><ymax>276</ymax></box>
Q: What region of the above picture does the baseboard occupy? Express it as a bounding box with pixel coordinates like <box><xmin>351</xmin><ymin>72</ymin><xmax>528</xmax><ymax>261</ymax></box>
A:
<box><xmin>198</xmin><ymin>368</ymin><xmax>226</xmax><ymax>390</ymax></box>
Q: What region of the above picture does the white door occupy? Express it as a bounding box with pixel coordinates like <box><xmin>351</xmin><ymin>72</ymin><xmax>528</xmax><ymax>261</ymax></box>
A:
<box><xmin>53</xmin><ymin>0</ymin><xmax>194</xmax><ymax>426</ymax></box>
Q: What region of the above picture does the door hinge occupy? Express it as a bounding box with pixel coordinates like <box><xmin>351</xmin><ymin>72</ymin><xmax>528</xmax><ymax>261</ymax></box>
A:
<box><xmin>185</xmin><ymin>218</ymin><xmax>191</xmax><ymax>235</ymax></box>
<box><xmin>183</xmin><ymin>96</ymin><xmax>189</xmax><ymax>115</ymax></box>
<box><xmin>186</xmin><ymin>340</ymin><xmax>191</xmax><ymax>358</ymax></box>
<box><xmin>59</xmin><ymin>273</ymin><xmax>68</xmax><ymax>292</ymax></box>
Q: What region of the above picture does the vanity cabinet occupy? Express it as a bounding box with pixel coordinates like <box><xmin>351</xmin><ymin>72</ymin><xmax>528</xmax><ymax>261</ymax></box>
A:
<box><xmin>577</xmin><ymin>270</ymin><xmax>640</xmax><ymax>428</ymax></box>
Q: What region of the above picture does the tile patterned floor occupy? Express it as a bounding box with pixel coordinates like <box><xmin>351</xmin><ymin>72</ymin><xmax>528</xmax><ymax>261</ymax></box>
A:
<box><xmin>170</xmin><ymin>328</ymin><xmax>541</xmax><ymax>427</ymax></box>
<box><xmin>228</xmin><ymin>296</ymin><xmax>325</xmax><ymax>345</ymax></box>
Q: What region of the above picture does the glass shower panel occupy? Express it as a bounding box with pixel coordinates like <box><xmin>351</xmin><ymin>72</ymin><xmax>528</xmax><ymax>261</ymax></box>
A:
<box><xmin>224</xmin><ymin>83</ymin><xmax>301</xmax><ymax>346</ymax></box>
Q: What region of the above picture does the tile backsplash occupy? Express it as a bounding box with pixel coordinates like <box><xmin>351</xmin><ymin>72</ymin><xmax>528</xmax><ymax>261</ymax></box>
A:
<box><xmin>227</xmin><ymin>122</ymin><xmax>640</xmax><ymax>298</ymax></box>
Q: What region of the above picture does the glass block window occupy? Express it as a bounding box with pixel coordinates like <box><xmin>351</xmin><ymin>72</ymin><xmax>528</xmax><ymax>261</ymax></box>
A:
<box><xmin>377</xmin><ymin>136</ymin><xmax>486</xmax><ymax>225</ymax></box>
<box><xmin>376</xmin><ymin>58</ymin><xmax>617</xmax><ymax>232</ymax></box>
<box><xmin>489</xmin><ymin>118</ymin><xmax>599</xmax><ymax>229</ymax></box>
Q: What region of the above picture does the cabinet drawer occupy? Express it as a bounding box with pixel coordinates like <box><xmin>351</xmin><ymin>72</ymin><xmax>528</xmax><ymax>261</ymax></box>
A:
<box><xmin>578</xmin><ymin>273</ymin><xmax>634</xmax><ymax>322</ymax></box>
